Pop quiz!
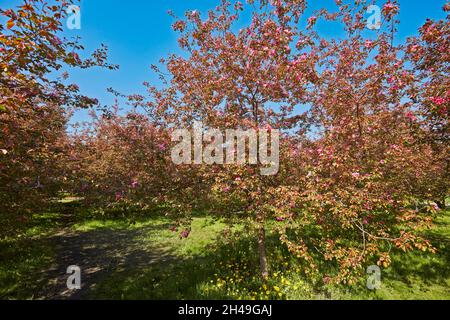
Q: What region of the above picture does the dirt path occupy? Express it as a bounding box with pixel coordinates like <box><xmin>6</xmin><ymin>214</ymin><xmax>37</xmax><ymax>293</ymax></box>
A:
<box><xmin>38</xmin><ymin>222</ymin><xmax>174</xmax><ymax>300</ymax></box>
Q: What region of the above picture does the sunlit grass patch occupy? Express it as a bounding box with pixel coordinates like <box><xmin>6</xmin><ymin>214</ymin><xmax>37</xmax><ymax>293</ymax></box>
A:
<box><xmin>1</xmin><ymin>205</ymin><xmax>448</xmax><ymax>300</ymax></box>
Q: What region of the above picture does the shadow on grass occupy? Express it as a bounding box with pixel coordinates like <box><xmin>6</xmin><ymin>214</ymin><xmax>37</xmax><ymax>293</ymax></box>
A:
<box><xmin>0</xmin><ymin>202</ymin><xmax>179</xmax><ymax>300</ymax></box>
<box><xmin>0</xmin><ymin>236</ymin><xmax>55</xmax><ymax>299</ymax></box>
<box><xmin>1</xmin><ymin>204</ymin><xmax>449</xmax><ymax>300</ymax></box>
<box><xmin>39</xmin><ymin>221</ymin><xmax>179</xmax><ymax>299</ymax></box>
<box><xmin>86</xmin><ymin>231</ymin><xmax>269</xmax><ymax>300</ymax></box>
<box><xmin>385</xmin><ymin>232</ymin><xmax>450</xmax><ymax>287</ymax></box>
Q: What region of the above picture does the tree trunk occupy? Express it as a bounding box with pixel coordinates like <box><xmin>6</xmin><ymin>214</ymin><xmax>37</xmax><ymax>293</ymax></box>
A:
<box><xmin>258</xmin><ymin>225</ymin><xmax>269</xmax><ymax>280</ymax></box>
<box><xmin>252</xmin><ymin>99</ymin><xmax>269</xmax><ymax>280</ymax></box>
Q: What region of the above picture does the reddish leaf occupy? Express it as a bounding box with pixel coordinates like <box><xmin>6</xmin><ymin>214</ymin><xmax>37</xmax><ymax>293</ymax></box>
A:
<box><xmin>6</xmin><ymin>19</ymin><xmax>15</xmax><ymax>29</ymax></box>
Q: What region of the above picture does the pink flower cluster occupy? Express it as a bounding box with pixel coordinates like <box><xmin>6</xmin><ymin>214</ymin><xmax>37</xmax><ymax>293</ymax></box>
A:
<box><xmin>180</xmin><ymin>229</ymin><xmax>190</xmax><ymax>238</ymax></box>
<box><xmin>130</xmin><ymin>178</ymin><xmax>139</xmax><ymax>189</ymax></box>
<box><xmin>405</xmin><ymin>111</ymin><xmax>417</xmax><ymax>121</ymax></box>
<box><xmin>430</xmin><ymin>97</ymin><xmax>446</xmax><ymax>106</ymax></box>
<box><xmin>307</xmin><ymin>16</ymin><xmax>317</xmax><ymax>28</ymax></box>
<box><xmin>383</xmin><ymin>1</ymin><xmax>399</xmax><ymax>15</ymax></box>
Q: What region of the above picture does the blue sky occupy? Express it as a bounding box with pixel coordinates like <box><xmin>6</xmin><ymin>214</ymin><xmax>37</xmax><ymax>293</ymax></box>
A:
<box><xmin>32</xmin><ymin>0</ymin><xmax>447</xmax><ymax>123</ymax></box>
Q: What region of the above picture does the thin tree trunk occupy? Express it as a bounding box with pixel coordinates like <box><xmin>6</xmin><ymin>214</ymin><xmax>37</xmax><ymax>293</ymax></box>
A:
<box><xmin>252</xmin><ymin>98</ymin><xmax>268</xmax><ymax>280</ymax></box>
<box><xmin>258</xmin><ymin>225</ymin><xmax>269</xmax><ymax>280</ymax></box>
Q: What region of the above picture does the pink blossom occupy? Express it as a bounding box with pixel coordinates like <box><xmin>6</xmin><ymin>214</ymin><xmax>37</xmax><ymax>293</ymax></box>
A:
<box><xmin>158</xmin><ymin>143</ymin><xmax>167</xmax><ymax>151</ymax></box>
<box><xmin>351</xmin><ymin>172</ymin><xmax>360</xmax><ymax>178</ymax></box>
<box><xmin>409</xmin><ymin>44</ymin><xmax>420</xmax><ymax>53</ymax></box>
<box><xmin>405</xmin><ymin>111</ymin><xmax>417</xmax><ymax>121</ymax></box>
<box><xmin>384</xmin><ymin>2</ymin><xmax>395</xmax><ymax>10</ymax></box>
<box><xmin>308</xmin><ymin>16</ymin><xmax>317</xmax><ymax>26</ymax></box>
<box><xmin>431</xmin><ymin>97</ymin><xmax>445</xmax><ymax>106</ymax></box>
<box><xmin>52</xmin><ymin>36</ymin><xmax>62</xmax><ymax>46</ymax></box>
<box><xmin>383</xmin><ymin>1</ymin><xmax>398</xmax><ymax>14</ymax></box>
<box><xmin>172</xmin><ymin>21</ymin><xmax>186</xmax><ymax>32</ymax></box>
<box><xmin>71</xmin><ymin>52</ymin><xmax>81</xmax><ymax>63</ymax></box>
<box><xmin>130</xmin><ymin>179</ymin><xmax>139</xmax><ymax>189</ymax></box>
<box><xmin>234</xmin><ymin>1</ymin><xmax>243</xmax><ymax>11</ymax></box>
<box><xmin>365</xmin><ymin>40</ymin><xmax>373</xmax><ymax>49</ymax></box>
<box><xmin>180</xmin><ymin>229</ymin><xmax>190</xmax><ymax>238</ymax></box>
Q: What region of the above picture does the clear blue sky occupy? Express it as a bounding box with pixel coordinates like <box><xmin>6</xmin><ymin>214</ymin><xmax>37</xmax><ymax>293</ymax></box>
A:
<box><xmin>42</xmin><ymin>0</ymin><xmax>447</xmax><ymax>123</ymax></box>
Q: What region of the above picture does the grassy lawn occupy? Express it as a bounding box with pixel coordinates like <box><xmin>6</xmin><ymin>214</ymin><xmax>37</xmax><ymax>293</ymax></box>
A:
<box><xmin>0</xmin><ymin>203</ymin><xmax>449</xmax><ymax>300</ymax></box>
<box><xmin>0</xmin><ymin>211</ymin><xmax>61</xmax><ymax>299</ymax></box>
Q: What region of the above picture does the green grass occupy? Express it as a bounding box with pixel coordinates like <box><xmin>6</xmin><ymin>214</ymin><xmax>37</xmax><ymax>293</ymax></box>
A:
<box><xmin>80</xmin><ymin>216</ymin><xmax>231</xmax><ymax>299</ymax></box>
<box><xmin>363</xmin><ymin>211</ymin><xmax>450</xmax><ymax>300</ymax></box>
<box><xmin>0</xmin><ymin>202</ymin><xmax>449</xmax><ymax>300</ymax></box>
<box><xmin>86</xmin><ymin>210</ymin><xmax>450</xmax><ymax>300</ymax></box>
<box><xmin>0</xmin><ymin>235</ymin><xmax>55</xmax><ymax>299</ymax></box>
<box><xmin>0</xmin><ymin>210</ymin><xmax>63</xmax><ymax>299</ymax></box>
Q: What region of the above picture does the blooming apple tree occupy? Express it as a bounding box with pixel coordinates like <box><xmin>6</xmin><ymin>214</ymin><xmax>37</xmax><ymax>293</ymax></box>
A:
<box><xmin>129</xmin><ymin>0</ymin><xmax>446</xmax><ymax>282</ymax></box>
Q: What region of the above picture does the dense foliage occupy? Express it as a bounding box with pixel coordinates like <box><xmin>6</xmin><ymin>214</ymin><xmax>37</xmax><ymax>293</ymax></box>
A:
<box><xmin>0</xmin><ymin>0</ymin><xmax>116</xmax><ymax>230</ymax></box>
<box><xmin>1</xmin><ymin>0</ymin><xmax>448</xmax><ymax>285</ymax></box>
